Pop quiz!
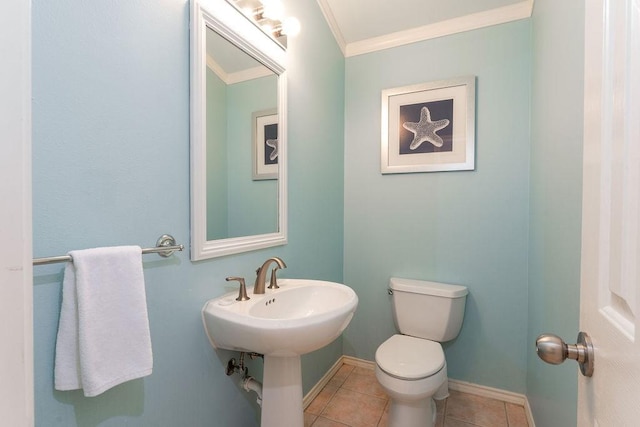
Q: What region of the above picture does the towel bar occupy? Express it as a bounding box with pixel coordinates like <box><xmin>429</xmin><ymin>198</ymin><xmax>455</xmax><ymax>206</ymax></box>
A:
<box><xmin>33</xmin><ymin>234</ymin><xmax>184</xmax><ymax>266</ymax></box>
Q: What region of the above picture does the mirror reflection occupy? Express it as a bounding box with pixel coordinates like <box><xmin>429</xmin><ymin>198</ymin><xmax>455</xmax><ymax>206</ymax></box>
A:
<box><xmin>190</xmin><ymin>0</ymin><xmax>287</xmax><ymax>261</ymax></box>
<box><xmin>205</xmin><ymin>27</ymin><xmax>279</xmax><ymax>240</ymax></box>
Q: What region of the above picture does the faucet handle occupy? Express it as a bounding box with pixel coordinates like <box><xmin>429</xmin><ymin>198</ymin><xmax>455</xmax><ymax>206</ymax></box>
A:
<box><xmin>226</xmin><ymin>276</ymin><xmax>250</xmax><ymax>301</ymax></box>
<box><xmin>268</xmin><ymin>267</ymin><xmax>281</xmax><ymax>290</ymax></box>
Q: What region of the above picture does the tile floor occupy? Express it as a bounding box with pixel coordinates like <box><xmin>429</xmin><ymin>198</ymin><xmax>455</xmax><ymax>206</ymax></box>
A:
<box><xmin>304</xmin><ymin>363</ymin><xmax>529</xmax><ymax>427</ymax></box>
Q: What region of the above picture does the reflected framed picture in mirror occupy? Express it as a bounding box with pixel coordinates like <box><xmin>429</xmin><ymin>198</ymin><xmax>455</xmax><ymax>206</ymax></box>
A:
<box><xmin>253</xmin><ymin>109</ymin><xmax>278</xmax><ymax>180</ymax></box>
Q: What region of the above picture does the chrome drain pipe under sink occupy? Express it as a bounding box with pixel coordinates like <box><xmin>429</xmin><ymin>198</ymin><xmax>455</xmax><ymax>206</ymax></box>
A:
<box><xmin>242</xmin><ymin>376</ymin><xmax>263</xmax><ymax>406</ymax></box>
<box><xmin>226</xmin><ymin>352</ymin><xmax>263</xmax><ymax>406</ymax></box>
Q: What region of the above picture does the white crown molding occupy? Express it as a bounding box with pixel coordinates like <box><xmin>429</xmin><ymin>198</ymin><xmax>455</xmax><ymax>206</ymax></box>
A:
<box><xmin>206</xmin><ymin>54</ymin><xmax>229</xmax><ymax>82</ymax></box>
<box><xmin>315</xmin><ymin>0</ymin><xmax>347</xmax><ymax>55</ymax></box>
<box><xmin>341</xmin><ymin>0</ymin><xmax>533</xmax><ymax>58</ymax></box>
<box><xmin>226</xmin><ymin>64</ymin><xmax>274</xmax><ymax>84</ymax></box>
<box><xmin>206</xmin><ymin>53</ymin><xmax>274</xmax><ymax>84</ymax></box>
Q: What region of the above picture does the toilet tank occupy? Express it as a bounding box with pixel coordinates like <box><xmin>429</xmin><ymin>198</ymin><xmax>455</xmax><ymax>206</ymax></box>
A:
<box><xmin>390</xmin><ymin>277</ymin><xmax>468</xmax><ymax>342</ymax></box>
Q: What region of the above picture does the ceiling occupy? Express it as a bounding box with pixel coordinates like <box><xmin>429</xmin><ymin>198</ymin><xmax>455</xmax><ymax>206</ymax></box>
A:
<box><xmin>315</xmin><ymin>0</ymin><xmax>534</xmax><ymax>57</ymax></box>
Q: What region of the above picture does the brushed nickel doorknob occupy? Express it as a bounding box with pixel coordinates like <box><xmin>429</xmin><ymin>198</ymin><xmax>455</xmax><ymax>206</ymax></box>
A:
<box><xmin>536</xmin><ymin>332</ymin><xmax>594</xmax><ymax>377</ymax></box>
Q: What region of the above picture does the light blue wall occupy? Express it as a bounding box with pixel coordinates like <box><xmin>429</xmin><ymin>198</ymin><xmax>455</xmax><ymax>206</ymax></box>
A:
<box><xmin>526</xmin><ymin>0</ymin><xmax>583</xmax><ymax>425</ymax></box>
<box><xmin>284</xmin><ymin>0</ymin><xmax>346</xmax><ymax>393</ymax></box>
<box><xmin>31</xmin><ymin>0</ymin><xmax>344</xmax><ymax>426</ymax></box>
<box><xmin>206</xmin><ymin>72</ymin><xmax>278</xmax><ymax>240</ymax></box>
<box><xmin>343</xmin><ymin>21</ymin><xmax>532</xmax><ymax>393</ymax></box>
<box><xmin>226</xmin><ymin>75</ymin><xmax>278</xmax><ymax>237</ymax></box>
<box><xmin>206</xmin><ymin>68</ymin><xmax>228</xmax><ymax>240</ymax></box>
<box><xmin>30</xmin><ymin>0</ymin><xmax>583</xmax><ymax>423</ymax></box>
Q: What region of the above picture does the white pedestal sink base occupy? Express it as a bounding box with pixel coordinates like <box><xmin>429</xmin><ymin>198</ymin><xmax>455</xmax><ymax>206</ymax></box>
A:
<box><xmin>201</xmin><ymin>279</ymin><xmax>358</xmax><ymax>426</ymax></box>
<box><xmin>261</xmin><ymin>355</ymin><xmax>304</xmax><ymax>427</ymax></box>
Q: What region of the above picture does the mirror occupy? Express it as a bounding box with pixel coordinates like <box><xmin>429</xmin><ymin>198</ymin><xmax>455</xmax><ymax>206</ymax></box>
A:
<box><xmin>191</xmin><ymin>0</ymin><xmax>288</xmax><ymax>260</ymax></box>
<box><xmin>205</xmin><ymin>29</ymin><xmax>279</xmax><ymax>240</ymax></box>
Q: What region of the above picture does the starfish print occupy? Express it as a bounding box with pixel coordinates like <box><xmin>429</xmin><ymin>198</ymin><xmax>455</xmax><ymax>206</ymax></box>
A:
<box><xmin>266</xmin><ymin>138</ymin><xmax>279</xmax><ymax>161</ymax></box>
<box><xmin>402</xmin><ymin>106</ymin><xmax>450</xmax><ymax>149</ymax></box>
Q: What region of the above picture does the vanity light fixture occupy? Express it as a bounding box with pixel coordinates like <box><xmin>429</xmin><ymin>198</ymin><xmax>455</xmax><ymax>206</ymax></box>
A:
<box><xmin>261</xmin><ymin>0</ymin><xmax>284</xmax><ymax>20</ymax></box>
<box><xmin>280</xmin><ymin>16</ymin><xmax>300</xmax><ymax>36</ymax></box>
<box><xmin>233</xmin><ymin>0</ymin><xmax>300</xmax><ymax>40</ymax></box>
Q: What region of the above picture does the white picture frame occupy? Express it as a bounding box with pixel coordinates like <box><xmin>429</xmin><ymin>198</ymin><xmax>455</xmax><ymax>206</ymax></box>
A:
<box><xmin>252</xmin><ymin>109</ymin><xmax>279</xmax><ymax>180</ymax></box>
<box><xmin>381</xmin><ymin>76</ymin><xmax>476</xmax><ymax>174</ymax></box>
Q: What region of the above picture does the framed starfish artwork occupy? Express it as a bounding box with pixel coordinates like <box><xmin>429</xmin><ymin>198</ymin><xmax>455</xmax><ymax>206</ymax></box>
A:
<box><xmin>381</xmin><ymin>76</ymin><xmax>476</xmax><ymax>173</ymax></box>
<box><xmin>252</xmin><ymin>109</ymin><xmax>279</xmax><ymax>180</ymax></box>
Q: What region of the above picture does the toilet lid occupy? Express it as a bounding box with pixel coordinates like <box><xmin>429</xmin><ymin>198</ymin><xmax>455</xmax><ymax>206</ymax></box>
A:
<box><xmin>375</xmin><ymin>335</ymin><xmax>445</xmax><ymax>380</ymax></box>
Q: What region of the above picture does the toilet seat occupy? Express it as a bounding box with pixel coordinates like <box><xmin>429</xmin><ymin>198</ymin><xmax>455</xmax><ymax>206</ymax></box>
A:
<box><xmin>376</xmin><ymin>334</ymin><xmax>445</xmax><ymax>380</ymax></box>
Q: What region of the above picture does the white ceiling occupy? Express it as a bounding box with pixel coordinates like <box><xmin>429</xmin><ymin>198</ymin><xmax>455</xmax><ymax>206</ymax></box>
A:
<box><xmin>316</xmin><ymin>0</ymin><xmax>534</xmax><ymax>57</ymax></box>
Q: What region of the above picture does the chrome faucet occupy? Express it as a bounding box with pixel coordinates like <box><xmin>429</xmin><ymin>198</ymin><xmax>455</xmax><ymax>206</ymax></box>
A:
<box><xmin>254</xmin><ymin>257</ymin><xmax>287</xmax><ymax>294</ymax></box>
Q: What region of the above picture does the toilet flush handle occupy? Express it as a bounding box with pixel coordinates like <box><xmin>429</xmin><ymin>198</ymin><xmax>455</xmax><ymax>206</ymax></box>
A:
<box><xmin>535</xmin><ymin>332</ymin><xmax>594</xmax><ymax>377</ymax></box>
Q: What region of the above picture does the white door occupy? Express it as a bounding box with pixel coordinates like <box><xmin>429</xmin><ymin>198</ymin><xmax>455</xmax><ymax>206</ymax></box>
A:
<box><xmin>0</xmin><ymin>0</ymin><xmax>34</xmax><ymax>425</ymax></box>
<box><xmin>578</xmin><ymin>0</ymin><xmax>640</xmax><ymax>425</ymax></box>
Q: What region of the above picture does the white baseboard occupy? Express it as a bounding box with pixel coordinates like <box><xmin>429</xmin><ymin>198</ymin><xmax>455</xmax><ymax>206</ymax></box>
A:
<box><xmin>340</xmin><ymin>355</ymin><xmax>376</xmax><ymax>370</ymax></box>
<box><xmin>448</xmin><ymin>379</ymin><xmax>536</xmax><ymax>427</ymax></box>
<box><xmin>524</xmin><ymin>398</ymin><xmax>537</xmax><ymax>427</ymax></box>
<box><xmin>448</xmin><ymin>379</ymin><xmax>525</xmax><ymax>405</ymax></box>
<box><xmin>302</xmin><ymin>357</ymin><xmax>344</xmax><ymax>409</ymax></box>
<box><xmin>304</xmin><ymin>356</ymin><xmax>535</xmax><ymax>426</ymax></box>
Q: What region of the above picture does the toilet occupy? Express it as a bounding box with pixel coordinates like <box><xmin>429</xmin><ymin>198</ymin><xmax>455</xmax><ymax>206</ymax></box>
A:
<box><xmin>375</xmin><ymin>277</ymin><xmax>468</xmax><ymax>427</ymax></box>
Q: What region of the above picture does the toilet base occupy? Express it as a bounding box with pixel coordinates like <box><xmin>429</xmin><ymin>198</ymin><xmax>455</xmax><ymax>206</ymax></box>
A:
<box><xmin>375</xmin><ymin>362</ymin><xmax>447</xmax><ymax>427</ymax></box>
<box><xmin>388</xmin><ymin>397</ymin><xmax>436</xmax><ymax>427</ymax></box>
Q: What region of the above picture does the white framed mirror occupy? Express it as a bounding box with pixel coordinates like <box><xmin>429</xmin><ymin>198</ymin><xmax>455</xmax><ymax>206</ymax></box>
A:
<box><xmin>190</xmin><ymin>0</ymin><xmax>288</xmax><ymax>260</ymax></box>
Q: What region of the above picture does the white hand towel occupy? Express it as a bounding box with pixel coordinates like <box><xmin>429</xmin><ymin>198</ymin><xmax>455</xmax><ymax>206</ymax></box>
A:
<box><xmin>54</xmin><ymin>245</ymin><xmax>153</xmax><ymax>397</ymax></box>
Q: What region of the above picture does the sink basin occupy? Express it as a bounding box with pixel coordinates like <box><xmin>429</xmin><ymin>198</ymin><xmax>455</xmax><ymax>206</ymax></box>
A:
<box><xmin>202</xmin><ymin>279</ymin><xmax>358</xmax><ymax>357</ymax></box>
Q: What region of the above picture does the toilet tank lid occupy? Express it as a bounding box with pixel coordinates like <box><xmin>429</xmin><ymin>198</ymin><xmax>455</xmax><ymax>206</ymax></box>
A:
<box><xmin>390</xmin><ymin>277</ymin><xmax>468</xmax><ymax>298</ymax></box>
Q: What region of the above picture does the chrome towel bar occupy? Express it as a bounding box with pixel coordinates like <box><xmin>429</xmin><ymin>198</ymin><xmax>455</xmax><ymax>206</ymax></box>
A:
<box><xmin>33</xmin><ymin>234</ymin><xmax>184</xmax><ymax>266</ymax></box>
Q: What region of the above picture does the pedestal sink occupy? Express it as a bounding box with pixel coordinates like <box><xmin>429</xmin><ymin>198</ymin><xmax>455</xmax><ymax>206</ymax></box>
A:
<box><xmin>202</xmin><ymin>279</ymin><xmax>358</xmax><ymax>427</ymax></box>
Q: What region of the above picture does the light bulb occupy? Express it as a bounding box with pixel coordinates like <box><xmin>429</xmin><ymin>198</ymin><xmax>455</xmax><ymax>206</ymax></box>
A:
<box><xmin>261</xmin><ymin>0</ymin><xmax>284</xmax><ymax>20</ymax></box>
<box><xmin>281</xmin><ymin>17</ymin><xmax>301</xmax><ymax>37</ymax></box>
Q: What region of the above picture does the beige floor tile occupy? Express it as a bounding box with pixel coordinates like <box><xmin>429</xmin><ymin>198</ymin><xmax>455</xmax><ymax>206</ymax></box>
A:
<box><xmin>342</xmin><ymin>367</ymin><xmax>387</xmax><ymax>399</ymax></box>
<box><xmin>377</xmin><ymin>400</ymin><xmax>390</xmax><ymax>427</ymax></box>
<box><xmin>307</xmin><ymin>384</ymin><xmax>339</xmax><ymax>415</ymax></box>
<box><xmin>445</xmin><ymin>391</ymin><xmax>508</xmax><ymax>427</ymax></box>
<box><xmin>328</xmin><ymin>364</ymin><xmax>355</xmax><ymax>387</ymax></box>
<box><xmin>321</xmin><ymin>387</ymin><xmax>387</xmax><ymax>427</ymax></box>
<box><xmin>312</xmin><ymin>417</ymin><xmax>350</xmax><ymax>427</ymax></box>
<box><xmin>444</xmin><ymin>418</ymin><xmax>479</xmax><ymax>427</ymax></box>
<box><xmin>505</xmin><ymin>402</ymin><xmax>529</xmax><ymax>427</ymax></box>
<box><xmin>304</xmin><ymin>412</ymin><xmax>318</xmax><ymax>427</ymax></box>
<box><xmin>311</xmin><ymin>363</ymin><xmax>521</xmax><ymax>427</ymax></box>
<box><xmin>435</xmin><ymin>398</ymin><xmax>446</xmax><ymax>427</ymax></box>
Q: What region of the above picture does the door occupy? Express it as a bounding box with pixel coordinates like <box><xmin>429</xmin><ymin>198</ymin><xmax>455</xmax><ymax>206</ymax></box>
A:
<box><xmin>0</xmin><ymin>0</ymin><xmax>33</xmax><ymax>425</ymax></box>
<box><xmin>578</xmin><ymin>0</ymin><xmax>640</xmax><ymax>424</ymax></box>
